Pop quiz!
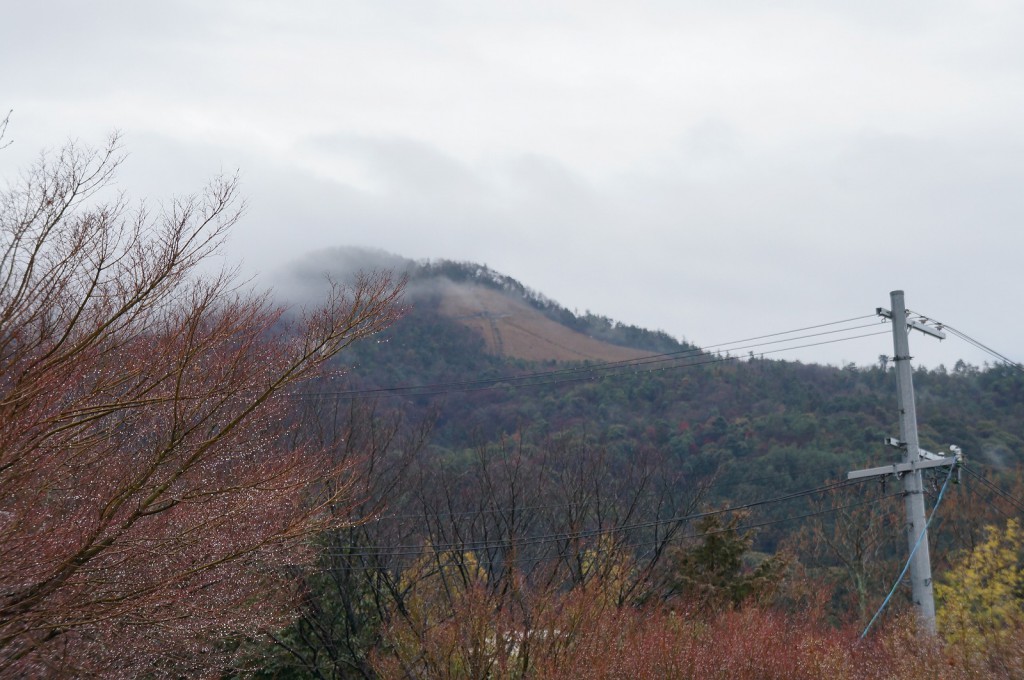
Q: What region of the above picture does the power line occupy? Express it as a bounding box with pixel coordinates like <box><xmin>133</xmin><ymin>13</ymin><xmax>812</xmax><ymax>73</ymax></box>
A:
<box><xmin>906</xmin><ymin>311</ymin><xmax>1024</xmax><ymax>373</ymax></box>
<box><xmin>964</xmin><ymin>486</ymin><xmax>1016</xmax><ymax>521</ymax></box>
<box><xmin>450</xmin><ymin>491</ymin><xmax>904</xmax><ymax>572</ymax></box>
<box><xmin>362</xmin><ymin>469</ymin><xmax>856</xmax><ymax>523</ymax></box>
<box><xmin>699</xmin><ymin>314</ymin><xmax>878</xmax><ymax>351</ymax></box>
<box><xmin>292</xmin><ymin>334</ymin><xmax>833</xmax><ymax>399</ymax></box>
<box><xmin>323</xmin><ymin>478</ymin><xmax>871</xmax><ymax>558</ymax></box>
<box><xmin>315</xmin><ymin>488</ymin><xmax>902</xmax><ymax>571</ymax></box>
<box><xmin>290</xmin><ymin>323</ymin><xmax>888</xmax><ymax>401</ymax></box>
<box><xmin>945</xmin><ymin>327</ymin><xmax>1024</xmax><ymax>373</ymax></box>
<box><xmin>961</xmin><ymin>464</ymin><xmax>1024</xmax><ymax>514</ymax></box>
<box><xmin>629</xmin><ymin>490</ymin><xmax>904</xmax><ymax>560</ymax></box>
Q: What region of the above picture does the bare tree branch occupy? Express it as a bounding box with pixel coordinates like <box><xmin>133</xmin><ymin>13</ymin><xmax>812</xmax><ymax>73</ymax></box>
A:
<box><xmin>0</xmin><ymin>135</ymin><xmax>404</xmax><ymax>677</ymax></box>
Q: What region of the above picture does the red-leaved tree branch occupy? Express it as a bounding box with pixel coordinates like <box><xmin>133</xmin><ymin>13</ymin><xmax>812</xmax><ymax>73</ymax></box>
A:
<box><xmin>0</xmin><ymin>134</ymin><xmax>405</xmax><ymax>677</ymax></box>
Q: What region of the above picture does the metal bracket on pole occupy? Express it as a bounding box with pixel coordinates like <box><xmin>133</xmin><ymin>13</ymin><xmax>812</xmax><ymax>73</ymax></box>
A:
<box><xmin>877</xmin><ymin>307</ymin><xmax>947</xmax><ymax>340</ymax></box>
<box><xmin>848</xmin><ymin>450</ymin><xmax>962</xmax><ymax>481</ymax></box>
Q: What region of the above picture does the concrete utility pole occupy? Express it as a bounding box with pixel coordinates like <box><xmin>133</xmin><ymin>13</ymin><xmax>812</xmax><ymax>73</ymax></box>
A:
<box><xmin>848</xmin><ymin>290</ymin><xmax>960</xmax><ymax>635</ymax></box>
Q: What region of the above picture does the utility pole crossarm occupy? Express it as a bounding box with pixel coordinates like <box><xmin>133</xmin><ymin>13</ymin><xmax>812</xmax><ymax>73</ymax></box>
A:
<box><xmin>876</xmin><ymin>307</ymin><xmax>947</xmax><ymax>340</ymax></box>
<box><xmin>848</xmin><ymin>452</ymin><xmax>961</xmax><ymax>481</ymax></box>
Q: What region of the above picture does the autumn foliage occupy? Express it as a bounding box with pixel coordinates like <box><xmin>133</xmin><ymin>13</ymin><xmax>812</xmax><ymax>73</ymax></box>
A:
<box><xmin>935</xmin><ymin>519</ymin><xmax>1024</xmax><ymax>675</ymax></box>
<box><xmin>7</xmin><ymin>129</ymin><xmax>1024</xmax><ymax>679</ymax></box>
<box><xmin>368</xmin><ymin>563</ymin><xmax>1024</xmax><ymax>679</ymax></box>
<box><xmin>261</xmin><ymin>429</ymin><xmax>1024</xmax><ymax>679</ymax></box>
<box><xmin>0</xmin><ymin>135</ymin><xmax>403</xmax><ymax>676</ymax></box>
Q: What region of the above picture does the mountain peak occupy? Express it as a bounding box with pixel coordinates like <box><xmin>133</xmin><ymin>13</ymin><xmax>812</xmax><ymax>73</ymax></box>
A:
<box><xmin>274</xmin><ymin>247</ymin><xmax>693</xmax><ymax>361</ymax></box>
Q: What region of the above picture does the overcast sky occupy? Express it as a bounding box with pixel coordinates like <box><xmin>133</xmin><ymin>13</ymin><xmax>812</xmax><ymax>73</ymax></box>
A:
<box><xmin>3</xmin><ymin>0</ymin><xmax>1023</xmax><ymax>368</ymax></box>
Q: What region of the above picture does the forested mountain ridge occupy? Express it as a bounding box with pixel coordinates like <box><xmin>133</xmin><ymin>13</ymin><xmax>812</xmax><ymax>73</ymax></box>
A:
<box><xmin>318</xmin><ymin>253</ymin><xmax>1023</xmax><ymax>481</ymax></box>
<box><xmin>279</xmin><ymin>247</ymin><xmax>692</xmax><ymax>358</ymax></box>
<box><xmin>256</xmin><ymin>250</ymin><xmax>1024</xmax><ymax>677</ymax></box>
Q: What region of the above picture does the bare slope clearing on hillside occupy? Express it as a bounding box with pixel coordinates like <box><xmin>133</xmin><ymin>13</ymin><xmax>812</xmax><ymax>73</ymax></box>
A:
<box><xmin>435</xmin><ymin>281</ymin><xmax>654</xmax><ymax>362</ymax></box>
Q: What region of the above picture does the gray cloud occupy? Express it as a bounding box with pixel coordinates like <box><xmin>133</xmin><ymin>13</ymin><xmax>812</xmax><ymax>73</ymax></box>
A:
<box><xmin>3</xmin><ymin>0</ymin><xmax>1023</xmax><ymax>369</ymax></box>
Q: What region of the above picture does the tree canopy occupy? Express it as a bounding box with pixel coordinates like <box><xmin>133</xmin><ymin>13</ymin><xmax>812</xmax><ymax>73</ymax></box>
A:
<box><xmin>0</xmin><ymin>134</ymin><xmax>403</xmax><ymax>676</ymax></box>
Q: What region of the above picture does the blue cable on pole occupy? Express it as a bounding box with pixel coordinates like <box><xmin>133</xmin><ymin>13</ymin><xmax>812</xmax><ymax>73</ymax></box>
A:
<box><xmin>861</xmin><ymin>463</ymin><xmax>957</xmax><ymax>638</ymax></box>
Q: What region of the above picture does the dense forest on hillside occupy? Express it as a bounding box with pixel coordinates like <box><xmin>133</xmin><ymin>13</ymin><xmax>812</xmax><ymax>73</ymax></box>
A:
<box><xmin>251</xmin><ymin>267</ymin><xmax>1024</xmax><ymax>678</ymax></box>
<box><xmin>341</xmin><ymin>276</ymin><xmax>1022</xmax><ymax>482</ymax></box>
<box><xmin>9</xmin><ymin>133</ymin><xmax>1022</xmax><ymax>677</ymax></box>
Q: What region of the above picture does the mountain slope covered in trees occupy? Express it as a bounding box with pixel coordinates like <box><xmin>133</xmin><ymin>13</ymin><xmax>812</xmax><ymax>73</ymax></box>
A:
<box><xmin>326</xmin><ymin>255</ymin><xmax>1022</xmax><ymax>485</ymax></box>
<box><xmin>258</xmin><ymin>250</ymin><xmax>1024</xmax><ymax>678</ymax></box>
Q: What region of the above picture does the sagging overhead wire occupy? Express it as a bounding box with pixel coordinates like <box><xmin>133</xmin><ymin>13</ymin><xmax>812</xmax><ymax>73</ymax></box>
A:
<box><xmin>700</xmin><ymin>314</ymin><xmax>878</xmax><ymax>352</ymax></box>
<box><xmin>943</xmin><ymin>326</ymin><xmax>1024</xmax><ymax>373</ymax></box>
<box><xmin>364</xmin><ymin>469</ymin><xmax>856</xmax><ymax>523</ymax></box>
<box><xmin>907</xmin><ymin>310</ymin><xmax>1024</xmax><ymax>373</ymax></box>
<box><xmin>290</xmin><ymin>315</ymin><xmax>886</xmax><ymax>401</ymax></box>
<box><xmin>323</xmin><ymin>477</ymin><xmax>873</xmax><ymax>558</ymax></box>
<box><xmin>627</xmin><ymin>490</ymin><xmax>904</xmax><ymax>562</ymax></box>
<box><xmin>318</xmin><ymin>485</ymin><xmax>903</xmax><ymax>570</ymax></box>
<box><xmin>960</xmin><ymin>464</ymin><xmax>1024</xmax><ymax>514</ymax></box>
